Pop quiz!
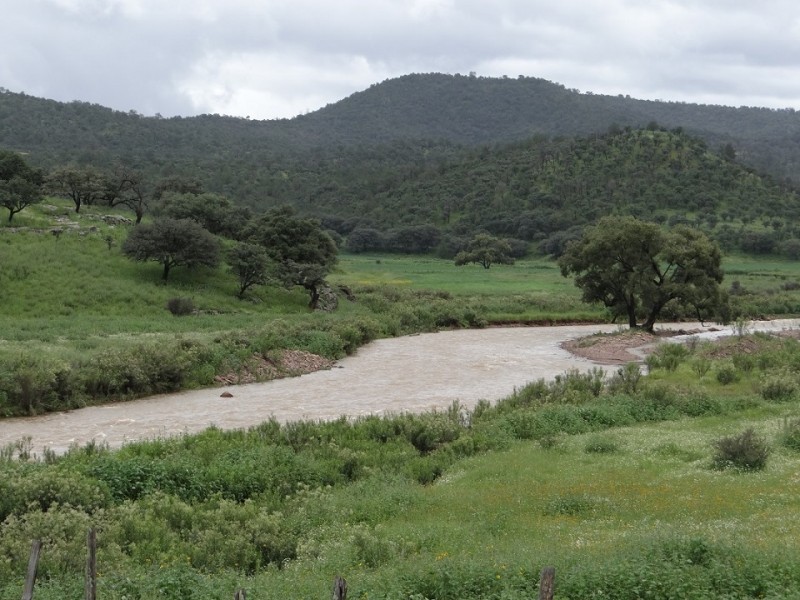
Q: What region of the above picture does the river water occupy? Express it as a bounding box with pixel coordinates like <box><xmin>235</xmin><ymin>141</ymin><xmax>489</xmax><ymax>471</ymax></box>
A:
<box><xmin>2</xmin><ymin>320</ymin><xmax>798</xmax><ymax>454</ymax></box>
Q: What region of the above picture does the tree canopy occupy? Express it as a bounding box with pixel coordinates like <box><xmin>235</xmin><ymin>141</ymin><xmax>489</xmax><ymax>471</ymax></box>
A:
<box><xmin>46</xmin><ymin>165</ymin><xmax>106</xmax><ymax>213</ymax></box>
<box><xmin>0</xmin><ymin>150</ymin><xmax>44</xmax><ymax>221</ymax></box>
<box><xmin>558</xmin><ymin>216</ymin><xmax>727</xmax><ymax>332</ymax></box>
<box><xmin>244</xmin><ymin>207</ymin><xmax>338</xmax><ymax>308</ymax></box>
<box><xmin>454</xmin><ymin>234</ymin><xmax>515</xmax><ymax>269</ymax></box>
<box><xmin>121</xmin><ymin>218</ymin><xmax>220</xmax><ymax>281</ymax></box>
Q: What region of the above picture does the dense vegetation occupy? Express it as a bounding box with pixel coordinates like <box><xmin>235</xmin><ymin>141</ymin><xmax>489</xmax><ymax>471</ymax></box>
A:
<box><xmin>3</xmin><ymin>332</ymin><xmax>800</xmax><ymax>598</ymax></box>
<box><xmin>3</xmin><ymin>73</ymin><xmax>800</xmax><ymax>598</ymax></box>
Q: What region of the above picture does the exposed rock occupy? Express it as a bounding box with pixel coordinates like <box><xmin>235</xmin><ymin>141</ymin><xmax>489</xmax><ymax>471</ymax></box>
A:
<box><xmin>213</xmin><ymin>349</ymin><xmax>334</xmax><ymax>385</ymax></box>
<box><xmin>220</xmin><ymin>391</ymin><xmax>234</xmax><ymax>398</ymax></box>
<box><xmin>314</xmin><ymin>284</ymin><xmax>339</xmax><ymax>312</ymax></box>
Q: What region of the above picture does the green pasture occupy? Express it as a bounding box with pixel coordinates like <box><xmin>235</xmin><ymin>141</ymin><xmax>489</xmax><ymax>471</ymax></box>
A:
<box><xmin>331</xmin><ymin>253</ymin><xmax>573</xmax><ymax>296</ymax></box>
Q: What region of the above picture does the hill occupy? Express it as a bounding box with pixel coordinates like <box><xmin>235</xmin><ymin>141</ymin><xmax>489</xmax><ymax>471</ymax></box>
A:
<box><xmin>305</xmin><ymin>127</ymin><xmax>800</xmax><ymax>259</ymax></box>
<box><xmin>3</xmin><ymin>73</ymin><xmax>800</xmax><ymax>188</ymax></box>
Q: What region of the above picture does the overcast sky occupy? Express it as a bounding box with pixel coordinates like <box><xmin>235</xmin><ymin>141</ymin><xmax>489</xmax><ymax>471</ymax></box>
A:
<box><xmin>2</xmin><ymin>0</ymin><xmax>800</xmax><ymax>120</ymax></box>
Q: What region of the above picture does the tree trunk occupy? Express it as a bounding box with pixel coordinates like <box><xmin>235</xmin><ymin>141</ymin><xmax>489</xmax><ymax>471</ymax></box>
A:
<box><xmin>162</xmin><ymin>262</ymin><xmax>170</xmax><ymax>281</ymax></box>
<box><xmin>308</xmin><ymin>285</ymin><xmax>320</xmax><ymax>310</ymax></box>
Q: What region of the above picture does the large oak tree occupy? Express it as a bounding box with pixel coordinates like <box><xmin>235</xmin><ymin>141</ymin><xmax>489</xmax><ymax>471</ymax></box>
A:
<box><xmin>244</xmin><ymin>206</ymin><xmax>338</xmax><ymax>309</ymax></box>
<box><xmin>559</xmin><ymin>216</ymin><xmax>727</xmax><ymax>332</ymax></box>
<box><xmin>122</xmin><ymin>218</ymin><xmax>220</xmax><ymax>281</ymax></box>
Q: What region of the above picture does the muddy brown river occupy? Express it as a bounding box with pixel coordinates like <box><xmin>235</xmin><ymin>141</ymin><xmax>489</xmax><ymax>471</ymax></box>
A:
<box><xmin>2</xmin><ymin>321</ymin><xmax>797</xmax><ymax>454</ymax></box>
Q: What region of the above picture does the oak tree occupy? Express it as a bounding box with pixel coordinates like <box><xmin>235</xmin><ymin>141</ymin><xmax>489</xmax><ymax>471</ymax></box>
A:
<box><xmin>559</xmin><ymin>216</ymin><xmax>727</xmax><ymax>332</ymax></box>
<box><xmin>122</xmin><ymin>218</ymin><xmax>220</xmax><ymax>281</ymax></box>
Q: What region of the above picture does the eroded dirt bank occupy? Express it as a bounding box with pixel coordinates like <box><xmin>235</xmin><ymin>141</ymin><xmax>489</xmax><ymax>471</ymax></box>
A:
<box><xmin>2</xmin><ymin>320</ymin><xmax>797</xmax><ymax>454</ymax></box>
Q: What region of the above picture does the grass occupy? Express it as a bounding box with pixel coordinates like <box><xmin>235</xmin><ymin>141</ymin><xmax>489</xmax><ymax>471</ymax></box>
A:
<box><xmin>331</xmin><ymin>253</ymin><xmax>574</xmax><ymax>296</ymax></box>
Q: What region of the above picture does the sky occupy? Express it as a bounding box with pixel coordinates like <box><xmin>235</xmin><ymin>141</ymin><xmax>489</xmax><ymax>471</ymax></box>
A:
<box><xmin>2</xmin><ymin>0</ymin><xmax>800</xmax><ymax>121</ymax></box>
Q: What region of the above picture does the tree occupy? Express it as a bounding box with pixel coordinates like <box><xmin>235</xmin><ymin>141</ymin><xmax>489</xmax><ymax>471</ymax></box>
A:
<box><xmin>454</xmin><ymin>233</ymin><xmax>515</xmax><ymax>269</ymax></box>
<box><xmin>244</xmin><ymin>206</ymin><xmax>338</xmax><ymax>309</ymax></box>
<box><xmin>0</xmin><ymin>150</ymin><xmax>44</xmax><ymax>222</ymax></box>
<box><xmin>122</xmin><ymin>218</ymin><xmax>220</xmax><ymax>281</ymax></box>
<box><xmin>158</xmin><ymin>191</ymin><xmax>248</xmax><ymax>238</ymax></box>
<box><xmin>47</xmin><ymin>165</ymin><xmax>106</xmax><ymax>213</ymax></box>
<box><xmin>228</xmin><ymin>242</ymin><xmax>271</xmax><ymax>299</ymax></box>
<box><xmin>105</xmin><ymin>165</ymin><xmax>150</xmax><ymax>224</ymax></box>
<box><xmin>558</xmin><ymin>216</ymin><xmax>727</xmax><ymax>332</ymax></box>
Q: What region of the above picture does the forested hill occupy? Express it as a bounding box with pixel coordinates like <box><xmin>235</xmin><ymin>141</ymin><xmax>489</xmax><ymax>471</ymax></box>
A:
<box><xmin>310</xmin><ymin>127</ymin><xmax>800</xmax><ymax>257</ymax></box>
<box><xmin>2</xmin><ymin>73</ymin><xmax>800</xmax><ymax>185</ymax></box>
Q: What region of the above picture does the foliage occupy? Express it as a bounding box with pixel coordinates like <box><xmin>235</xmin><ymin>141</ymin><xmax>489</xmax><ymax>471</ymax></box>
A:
<box><xmin>3</xmin><ymin>333</ymin><xmax>800</xmax><ymax>596</ymax></box>
<box><xmin>166</xmin><ymin>297</ymin><xmax>195</xmax><ymax>316</ymax></box>
<box><xmin>778</xmin><ymin>417</ymin><xmax>800</xmax><ymax>452</ymax></box>
<box><xmin>46</xmin><ymin>164</ymin><xmax>106</xmax><ymax>213</ymax></box>
<box><xmin>244</xmin><ymin>206</ymin><xmax>338</xmax><ymax>308</ymax></box>
<box><xmin>454</xmin><ymin>233</ymin><xmax>515</xmax><ymax>269</ymax></box>
<box><xmin>157</xmin><ymin>191</ymin><xmax>249</xmax><ymax>238</ymax></box>
<box><xmin>559</xmin><ymin>216</ymin><xmax>727</xmax><ymax>331</ymax></box>
<box><xmin>121</xmin><ymin>217</ymin><xmax>220</xmax><ymax>281</ymax></box>
<box><xmin>227</xmin><ymin>242</ymin><xmax>272</xmax><ymax>299</ymax></box>
<box><xmin>0</xmin><ymin>149</ymin><xmax>44</xmax><ymax>221</ymax></box>
<box><xmin>712</xmin><ymin>427</ymin><xmax>770</xmax><ymax>471</ymax></box>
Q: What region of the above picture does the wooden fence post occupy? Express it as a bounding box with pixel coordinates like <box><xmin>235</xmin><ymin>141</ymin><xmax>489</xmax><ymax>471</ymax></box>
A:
<box><xmin>85</xmin><ymin>528</ymin><xmax>97</xmax><ymax>600</ymax></box>
<box><xmin>332</xmin><ymin>575</ymin><xmax>347</xmax><ymax>600</ymax></box>
<box><xmin>538</xmin><ymin>566</ymin><xmax>555</xmax><ymax>600</ymax></box>
<box><xmin>21</xmin><ymin>540</ymin><xmax>42</xmax><ymax>600</ymax></box>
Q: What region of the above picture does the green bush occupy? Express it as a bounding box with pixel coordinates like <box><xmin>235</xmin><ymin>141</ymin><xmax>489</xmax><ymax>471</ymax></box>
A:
<box><xmin>607</xmin><ymin>362</ymin><xmax>642</xmax><ymax>394</ymax></box>
<box><xmin>166</xmin><ymin>296</ymin><xmax>195</xmax><ymax>316</ymax></box>
<box><xmin>691</xmin><ymin>357</ymin><xmax>712</xmax><ymax>377</ymax></box>
<box><xmin>646</xmin><ymin>343</ymin><xmax>689</xmax><ymax>372</ymax></box>
<box><xmin>0</xmin><ymin>353</ymin><xmax>76</xmax><ymax>415</ymax></box>
<box><xmin>778</xmin><ymin>417</ymin><xmax>800</xmax><ymax>452</ymax></box>
<box><xmin>715</xmin><ymin>362</ymin><xmax>740</xmax><ymax>385</ymax></box>
<box><xmin>544</xmin><ymin>493</ymin><xmax>597</xmax><ymax>516</ymax></box>
<box><xmin>712</xmin><ymin>428</ymin><xmax>770</xmax><ymax>471</ymax></box>
<box><xmin>583</xmin><ymin>434</ymin><xmax>620</xmax><ymax>454</ymax></box>
<box><xmin>760</xmin><ymin>371</ymin><xmax>797</xmax><ymax>402</ymax></box>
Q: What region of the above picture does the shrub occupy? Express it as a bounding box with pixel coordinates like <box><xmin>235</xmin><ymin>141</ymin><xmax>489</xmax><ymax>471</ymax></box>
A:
<box><xmin>646</xmin><ymin>343</ymin><xmax>689</xmax><ymax>372</ymax></box>
<box><xmin>166</xmin><ymin>296</ymin><xmax>195</xmax><ymax>316</ymax></box>
<box><xmin>778</xmin><ymin>417</ymin><xmax>800</xmax><ymax>452</ymax></box>
<box><xmin>584</xmin><ymin>434</ymin><xmax>620</xmax><ymax>454</ymax></box>
<box><xmin>691</xmin><ymin>357</ymin><xmax>712</xmax><ymax>377</ymax></box>
<box><xmin>715</xmin><ymin>363</ymin><xmax>740</xmax><ymax>385</ymax></box>
<box><xmin>760</xmin><ymin>371</ymin><xmax>797</xmax><ymax>402</ymax></box>
<box><xmin>544</xmin><ymin>493</ymin><xmax>597</xmax><ymax>516</ymax></box>
<box><xmin>607</xmin><ymin>362</ymin><xmax>642</xmax><ymax>394</ymax></box>
<box><xmin>712</xmin><ymin>428</ymin><xmax>770</xmax><ymax>471</ymax></box>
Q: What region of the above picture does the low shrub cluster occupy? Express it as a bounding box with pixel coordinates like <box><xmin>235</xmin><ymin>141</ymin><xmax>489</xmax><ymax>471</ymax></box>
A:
<box><xmin>712</xmin><ymin>428</ymin><xmax>771</xmax><ymax>471</ymax></box>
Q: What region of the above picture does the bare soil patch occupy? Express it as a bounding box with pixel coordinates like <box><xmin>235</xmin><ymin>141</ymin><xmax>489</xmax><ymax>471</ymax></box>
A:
<box><xmin>214</xmin><ymin>349</ymin><xmax>334</xmax><ymax>385</ymax></box>
<box><xmin>561</xmin><ymin>328</ymin><xmax>709</xmax><ymax>364</ymax></box>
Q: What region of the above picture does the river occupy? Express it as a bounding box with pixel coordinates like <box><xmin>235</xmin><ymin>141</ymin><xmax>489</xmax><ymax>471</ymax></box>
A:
<box><xmin>2</xmin><ymin>320</ymin><xmax>798</xmax><ymax>454</ymax></box>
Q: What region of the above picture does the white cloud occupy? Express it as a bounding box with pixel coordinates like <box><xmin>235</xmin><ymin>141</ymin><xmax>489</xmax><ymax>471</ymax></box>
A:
<box><xmin>2</xmin><ymin>0</ymin><xmax>800</xmax><ymax>117</ymax></box>
<box><xmin>178</xmin><ymin>50</ymin><xmax>392</xmax><ymax>119</ymax></box>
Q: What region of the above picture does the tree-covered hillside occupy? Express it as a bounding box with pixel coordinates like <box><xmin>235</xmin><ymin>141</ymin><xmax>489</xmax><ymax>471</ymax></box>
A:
<box><xmin>3</xmin><ymin>72</ymin><xmax>800</xmax><ymax>188</ymax></box>
<box><xmin>307</xmin><ymin>127</ymin><xmax>799</xmax><ymax>258</ymax></box>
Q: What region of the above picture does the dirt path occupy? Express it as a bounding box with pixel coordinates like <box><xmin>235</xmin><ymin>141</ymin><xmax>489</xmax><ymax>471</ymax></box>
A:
<box><xmin>2</xmin><ymin>320</ymin><xmax>797</xmax><ymax>455</ymax></box>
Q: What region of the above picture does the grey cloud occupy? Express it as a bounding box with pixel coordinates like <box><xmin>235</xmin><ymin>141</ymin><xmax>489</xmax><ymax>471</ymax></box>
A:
<box><xmin>2</xmin><ymin>0</ymin><xmax>800</xmax><ymax>118</ymax></box>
